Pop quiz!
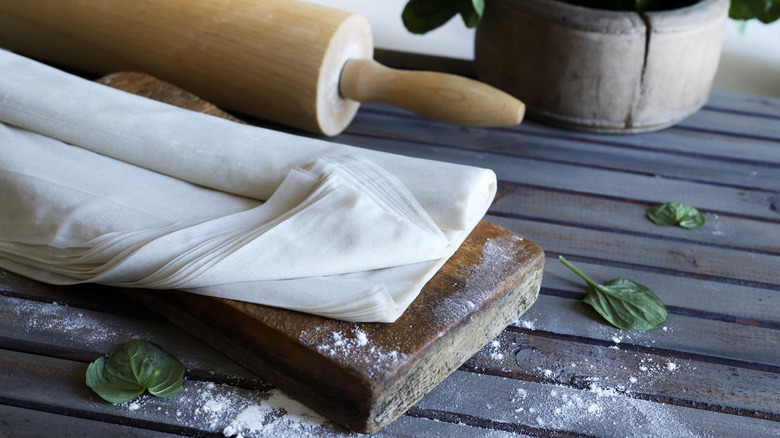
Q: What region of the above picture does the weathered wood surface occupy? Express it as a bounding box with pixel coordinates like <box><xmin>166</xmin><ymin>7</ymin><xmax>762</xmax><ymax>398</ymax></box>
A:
<box><xmin>1</xmin><ymin>52</ymin><xmax>779</xmax><ymax>437</ymax></box>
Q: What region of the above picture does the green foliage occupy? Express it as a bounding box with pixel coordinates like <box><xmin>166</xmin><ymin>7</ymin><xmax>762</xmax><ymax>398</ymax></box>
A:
<box><xmin>559</xmin><ymin>256</ymin><xmax>668</xmax><ymax>331</ymax></box>
<box><xmin>730</xmin><ymin>0</ymin><xmax>780</xmax><ymax>23</ymax></box>
<box><xmin>646</xmin><ymin>202</ymin><xmax>706</xmax><ymax>229</ymax></box>
<box><xmin>401</xmin><ymin>0</ymin><xmax>779</xmax><ymax>35</ymax></box>
<box><xmin>402</xmin><ymin>0</ymin><xmax>484</xmax><ymax>34</ymax></box>
<box><xmin>86</xmin><ymin>340</ymin><xmax>185</xmax><ymax>404</ymax></box>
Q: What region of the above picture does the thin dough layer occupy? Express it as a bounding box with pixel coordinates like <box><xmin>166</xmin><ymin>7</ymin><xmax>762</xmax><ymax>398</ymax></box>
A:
<box><xmin>0</xmin><ymin>50</ymin><xmax>496</xmax><ymax>322</ymax></box>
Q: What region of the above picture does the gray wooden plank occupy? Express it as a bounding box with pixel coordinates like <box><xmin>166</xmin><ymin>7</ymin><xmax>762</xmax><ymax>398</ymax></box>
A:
<box><xmin>491</xmin><ymin>183</ymin><xmax>780</xmax><ymax>256</ymax></box>
<box><xmin>509</xmin><ymin>121</ymin><xmax>780</xmax><ymax>166</ymax></box>
<box><xmin>0</xmin><ymin>349</ymin><xmax>530</xmax><ymax>437</ymax></box>
<box><xmin>466</xmin><ymin>329</ymin><xmax>780</xmax><ymax>419</ymax></box>
<box><xmin>489</xmin><ymin>216</ymin><xmax>780</xmax><ymax>289</ymax></box>
<box><xmin>416</xmin><ymin>370</ymin><xmax>780</xmax><ymax>438</ymax></box>
<box><xmin>344</xmin><ymin>103</ymin><xmax>780</xmax><ymax>165</ymax></box>
<box><xmin>704</xmin><ymin>90</ymin><xmax>780</xmax><ymax>119</ymax></box>
<box><xmin>0</xmin><ymin>404</ymin><xmax>184</xmax><ymax>438</ymax></box>
<box><xmin>494</xmin><ymin>292</ymin><xmax>779</xmax><ymax>368</ymax></box>
<box><xmin>680</xmin><ymin>103</ymin><xmax>780</xmax><ymax>140</ymax></box>
<box><xmin>0</xmin><ymin>294</ymin><xmax>266</xmax><ymax>388</ymax></box>
<box><xmin>329</xmin><ymin>132</ymin><xmax>780</xmax><ymax>221</ymax></box>
<box><xmin>342</xmin><ymin>114</ymin><xmax>780</xmax><ymax>193</ymax></box>
<box><xmin>541</xmin><ymin>260</ymin><xmax>778</xmax><ymax>325</ymax></box>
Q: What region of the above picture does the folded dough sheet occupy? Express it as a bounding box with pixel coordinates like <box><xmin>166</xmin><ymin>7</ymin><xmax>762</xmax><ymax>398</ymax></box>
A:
<box><xmin>0</xmin><ymin>50</ymin><xmax>496</xmax><ymax>322</ymax></box>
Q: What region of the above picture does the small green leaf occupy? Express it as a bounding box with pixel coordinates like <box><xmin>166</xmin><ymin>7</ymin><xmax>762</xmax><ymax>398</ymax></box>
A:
<box><xmin>559</xmin><ymin>256</ymin><xmax>668</xmax><ymax>331</ymax></box>
<box><xmin>402</xmin><ymin>0</ymin><xmax>460</xmax><ymax>34</ymax></box>
<box><xmin>646</xmin><ymin>202</ymin><xmax>705</xmax><ymax>229</ymax></box>
<box><xmin>402</xmin><ymin>0</ymin><xmax>485</xmax><ymax>34</ymax></box>
<box><xmin>729</xmin><ymin>0</ymin><xmax>776</xmax><ymax>21</ymax></box>
<box><xmin>86</xmin><ymin>340</ymin><xmax>185</xmax><ymax>404</ymax></box>
<box><xmin>758</xmin><ymin>0</ymin><xmax>780</xmax><ymax>23</ymax></box>
<box><xmin>458</xmin><ymin>0</ymin><xmax>485</xmax><ymax>28</ymax></box>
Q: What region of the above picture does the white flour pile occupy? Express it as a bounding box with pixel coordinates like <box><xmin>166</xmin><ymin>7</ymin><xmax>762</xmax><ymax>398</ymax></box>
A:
<box><xmin>123</xmin><ymin>380</ymin><xmax>358</xmax><ymax>438</ymax></box>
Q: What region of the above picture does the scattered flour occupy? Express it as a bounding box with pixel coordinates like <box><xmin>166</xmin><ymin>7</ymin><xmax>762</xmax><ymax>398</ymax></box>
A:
<box><xmin>121</xmin><ymin>380</ymin><xmax>353</xmax><ymax>438</ymax></box>
<box><xmin>508</xmin><ymin>380</ymin><xmax>704</xmax><ymax>438</ymax></box>
<box><xmin>513</xmin><ymin>318</ymin><xmax>537</xmax><ymax>330</ymax></box>
<box><xmin>488</xmin><ymin>339</ymin><xmax>505</xmax><ymax>361</ymax></box>
<box><xmin>5</xmin><ymin>295</ymin><xmax>118</xmax><ymax>343</ymax></box>
<box><xmin>354</xmin><ymin>330</ymin><xmax>368</xmax><ymax>347</ymax></box>
<box><xmin>298</xmin><ymin>325</ymin><xmax>408</xmax><ymax>377</ymax></box>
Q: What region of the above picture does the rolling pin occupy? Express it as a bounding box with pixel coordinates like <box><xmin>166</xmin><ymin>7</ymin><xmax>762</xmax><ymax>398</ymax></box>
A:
<box><xmin>0</xmin><ymin>0</ymin><xmax>524</xmax><ymax>136</ymax></box>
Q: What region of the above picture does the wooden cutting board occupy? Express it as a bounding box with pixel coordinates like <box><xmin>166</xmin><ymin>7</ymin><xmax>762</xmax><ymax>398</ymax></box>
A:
<box><xmin>95</xmin><ymin>72</ymin><xmax>545</xmax><ymax>433</ymax></box>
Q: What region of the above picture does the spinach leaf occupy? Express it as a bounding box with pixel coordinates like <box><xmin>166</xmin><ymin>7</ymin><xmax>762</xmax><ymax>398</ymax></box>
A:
<box><xmin>86</xmin><ymin>340</ymin><xmax>185</xmax><ymax>404</ymax></box>
<box><xmin>559</xmin><ymin>256</ymin><xmax>668</xmax><ymax>331</ymax></box>
<box><xmin>646</xmin><ymin>202</ymin><xmax>705</xmax><ymax>229</ymax></box>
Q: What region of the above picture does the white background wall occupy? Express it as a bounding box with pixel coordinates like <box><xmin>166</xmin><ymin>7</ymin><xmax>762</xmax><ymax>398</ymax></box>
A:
<box><xmin>308</xmin><ymin>0</ymin><xmax>780</xmax><ymax>98</ymax></box>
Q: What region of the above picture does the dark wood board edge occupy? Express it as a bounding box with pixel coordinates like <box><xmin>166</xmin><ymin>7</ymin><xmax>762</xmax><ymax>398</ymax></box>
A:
<box><xmin>368</xmin><ymin>252</ymin><xmax>544</xmax><ymax>430</ymax></box>
<box><xmin>122</xmin><ymin>221</ymin><xmax>544</xmax><ymax>433</ymax></box>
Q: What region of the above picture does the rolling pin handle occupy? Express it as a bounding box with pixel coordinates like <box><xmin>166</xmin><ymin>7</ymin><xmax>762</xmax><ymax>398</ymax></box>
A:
<box><xmin>339</xmin><ymin>58</ymin><xmax>524</xmax><ymax>127</ymax></box>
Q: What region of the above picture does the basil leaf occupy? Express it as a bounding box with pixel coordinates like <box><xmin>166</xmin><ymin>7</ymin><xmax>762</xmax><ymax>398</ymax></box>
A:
<box><xmin>458</xmin><ymin>0</ymin><xmax>485</xmax><ymax>28</ymax></box>
<box><xmin>402</xmin><ymin>0</ymin><xmax>484</xmax><ymax>34</ymax></box>
<box><xmin>758</xmin><ymin>0</ymin><xmax>780</xmax><ymax>23</ymax></box>
<box><xmin>402</xmin><ymin>0</ymin><xmax>459</xmax><ymax>34</ymax></box>
<box><xmin>729</xmin><ymin>0</ymin><xmax>780</xmax><ymax>23</ymax></box>
<box><xmin>86</xmin><ymin>340</ymin><xmax>185</xmax><ymax>404</ymax></box>
<box><xmin>559</xmin><ymin>256</ymin><xmax>668</xmax><ymax>331</ymax></box>
<box><xmin>646</xmin><ymin>202</ymin><xmax>705</xmax><ymax>229</ymax></box>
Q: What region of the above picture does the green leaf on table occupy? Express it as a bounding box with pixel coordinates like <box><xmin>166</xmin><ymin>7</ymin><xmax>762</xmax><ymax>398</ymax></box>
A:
<box><xmin>646</xmin><ymin>202</ymin><xmax>705</xmax><ymax>229</ymax></box>
<box><xmin>559</xmin><ymin>256</ymin><xmax>668</xmax><ymax>331</ymax></box>
<box><xmin>86</xmin><ymin>340</ymin><xmax>185</xmax><ymax>404</ymax></box>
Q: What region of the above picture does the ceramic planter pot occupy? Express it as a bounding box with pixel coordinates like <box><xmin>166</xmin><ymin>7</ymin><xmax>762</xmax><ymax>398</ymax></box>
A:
<box><xmin>474</xmin><ymin>0</ymin><xmax>729</xmax><ymax>133</ymax></box>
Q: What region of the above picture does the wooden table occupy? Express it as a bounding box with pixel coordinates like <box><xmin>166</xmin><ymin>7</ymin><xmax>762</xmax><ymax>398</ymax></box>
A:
<box><xmin>1</xmin><ymin>61</ymin><xmax>779</xmax><ymax>436</ymax></box>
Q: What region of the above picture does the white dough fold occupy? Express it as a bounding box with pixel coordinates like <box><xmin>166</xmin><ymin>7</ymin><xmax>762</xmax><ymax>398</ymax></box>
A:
<box><xmin>0</xmin><ymin>50</ymin><xmax>496</xmax><ymax>322</ymax></box>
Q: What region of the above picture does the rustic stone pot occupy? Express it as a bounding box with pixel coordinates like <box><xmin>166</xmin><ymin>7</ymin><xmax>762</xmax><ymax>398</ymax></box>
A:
<box><xmin>474</xmin><ymin>0</ymin><xmax>729</xmax><ymax>133</ymax></box>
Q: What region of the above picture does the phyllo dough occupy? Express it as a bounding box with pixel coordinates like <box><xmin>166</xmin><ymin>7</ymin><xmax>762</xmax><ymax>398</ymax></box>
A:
<box><xmin>0</xmin><ymin>50</ymin><xmax>496</xmax><ymax>322</ymax></box>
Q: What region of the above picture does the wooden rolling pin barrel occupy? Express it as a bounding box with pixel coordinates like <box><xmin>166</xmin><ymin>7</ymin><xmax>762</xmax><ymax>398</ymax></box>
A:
<box><xmin>0</xmin><ymin>0</ymin><xmax>524</xmax><ymax>136</ymax></box>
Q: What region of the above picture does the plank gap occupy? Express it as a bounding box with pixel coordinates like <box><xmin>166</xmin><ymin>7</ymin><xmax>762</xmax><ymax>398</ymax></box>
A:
<box><xmin>405</xmin><ymin>406</ymin><xmax>599</xmax><ymax>438</ymax></box>
<box><xmin>504</xmin><ymin>326</ymin><xmax>780</xmax><ymax>373</ymax></box>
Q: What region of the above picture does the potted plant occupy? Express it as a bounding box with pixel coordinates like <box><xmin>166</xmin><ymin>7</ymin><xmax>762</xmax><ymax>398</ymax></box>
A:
<box><xmin>402</xmin><ymin>0</ymin><xmax>779</xmax><ymax>133</ymax></box>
